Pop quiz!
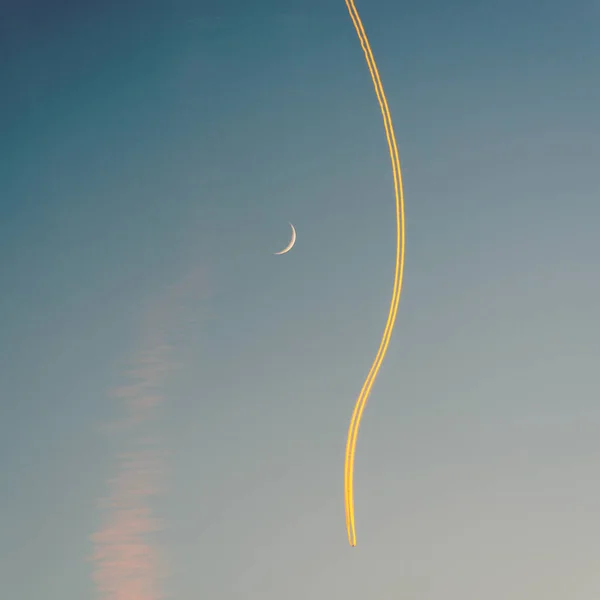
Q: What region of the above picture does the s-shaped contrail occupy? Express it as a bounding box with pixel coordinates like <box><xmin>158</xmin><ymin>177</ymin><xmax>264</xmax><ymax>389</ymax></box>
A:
<box><xmin>343</xmin><ymin>0</ymin><xmax>407</xmax><ymax>547</ymax></box>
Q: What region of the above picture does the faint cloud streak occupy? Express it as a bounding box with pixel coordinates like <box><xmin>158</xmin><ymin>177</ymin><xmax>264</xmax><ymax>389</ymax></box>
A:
<box><xmin>90</xmin><ymin>269</ymin><xmax>207</xmax><ymax>600</ymax></box>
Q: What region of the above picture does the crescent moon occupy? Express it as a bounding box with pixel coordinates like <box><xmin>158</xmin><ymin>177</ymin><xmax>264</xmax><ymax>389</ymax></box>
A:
<box><xmin>274</xmin><ymin>223</ymin><xmax>296</xmax><ymax>255</ymax></box>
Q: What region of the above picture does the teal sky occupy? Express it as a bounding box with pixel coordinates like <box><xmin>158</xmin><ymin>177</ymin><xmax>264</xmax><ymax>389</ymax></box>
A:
<box><xmin>2</xmin><ymin>1</ymin><xmax>600</xmax><ymax>598</ymax></box>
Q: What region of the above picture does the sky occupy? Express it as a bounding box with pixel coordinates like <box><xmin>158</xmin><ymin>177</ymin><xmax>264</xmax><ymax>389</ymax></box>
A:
<box><xmin>1</xmin><ymin>0</ymin><xmax>600</xmax><ymax>598</ymax></box>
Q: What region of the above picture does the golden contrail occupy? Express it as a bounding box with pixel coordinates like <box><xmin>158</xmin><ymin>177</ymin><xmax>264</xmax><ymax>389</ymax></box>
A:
<box><xmin>343</xmin><ymin>0</ymin><xmax>406</xmax><ymax>547</ymax></box>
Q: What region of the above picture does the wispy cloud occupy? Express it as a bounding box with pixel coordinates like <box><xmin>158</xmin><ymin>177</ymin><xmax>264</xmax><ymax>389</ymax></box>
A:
<box><xmin>90</xmin><ymin>270</ymin><xmax>207</xmax><ymax>600</ymax></box>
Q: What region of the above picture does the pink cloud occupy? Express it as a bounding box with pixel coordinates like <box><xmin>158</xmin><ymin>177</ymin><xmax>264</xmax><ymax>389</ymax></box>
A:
<box><xmin>90</xmin><ymin>269</ymin><xmax>208</xmax><ymax>599</ymax></box>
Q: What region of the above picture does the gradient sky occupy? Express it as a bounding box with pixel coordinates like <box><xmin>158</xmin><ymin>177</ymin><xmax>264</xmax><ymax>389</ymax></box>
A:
<box><xmin>2</xmin><ymin>0</ymin><xmax>600</xmax><ymax>598</ymax></box>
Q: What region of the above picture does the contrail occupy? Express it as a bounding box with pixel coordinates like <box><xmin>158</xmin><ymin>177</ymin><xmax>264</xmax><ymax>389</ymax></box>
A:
<box><xmin>90</xmin><ymin>338</ymin><xmax>173</xmax><ymax>600</ymax></box>
<box><xmin>343</xmin><ymin>0</ymin><xmax>407</xmax><ymax>547</ymax></box>
<box><xmin>90</xmin><ymin>271</ymin><xmax>206</xmax><ymax>598</ymax></box>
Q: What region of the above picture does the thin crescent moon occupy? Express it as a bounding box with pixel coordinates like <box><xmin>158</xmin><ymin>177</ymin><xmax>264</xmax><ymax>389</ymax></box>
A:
<box><xmin>274</xmin><ymin>223</ymin><xmax>296</xmax><ymax>255</ymax></box>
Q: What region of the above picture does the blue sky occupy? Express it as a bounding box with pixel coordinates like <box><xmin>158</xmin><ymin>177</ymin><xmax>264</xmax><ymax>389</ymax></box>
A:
<box><xmin>2</xmin><ymin>0</ymin><xmax>600</xmax><ymax>598</ymax></box>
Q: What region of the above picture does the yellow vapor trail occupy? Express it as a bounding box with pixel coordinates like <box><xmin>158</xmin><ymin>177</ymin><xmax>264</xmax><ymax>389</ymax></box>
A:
<box><xmin>343</xmin><ymin>0</ymin><xmax>406</xmax><ymax>547</ymax></box>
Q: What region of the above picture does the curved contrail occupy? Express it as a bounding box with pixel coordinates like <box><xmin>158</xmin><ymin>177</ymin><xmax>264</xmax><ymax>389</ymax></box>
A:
<box><xmin>343</xmin><ymin>0</ymin><xmax>407</xmax><ymax>547</ymax></box>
